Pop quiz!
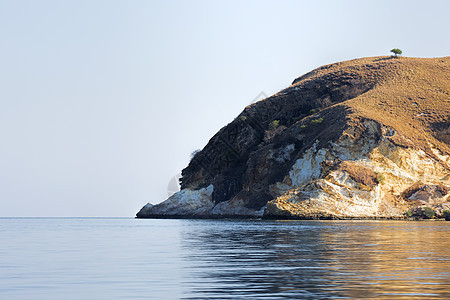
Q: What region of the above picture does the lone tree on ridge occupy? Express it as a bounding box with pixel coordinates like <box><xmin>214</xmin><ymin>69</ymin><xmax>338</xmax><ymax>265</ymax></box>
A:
<box><xmin>390</xmin><ymin>48</ymin><xmax>402</xmax><ymax>57</ymax></box>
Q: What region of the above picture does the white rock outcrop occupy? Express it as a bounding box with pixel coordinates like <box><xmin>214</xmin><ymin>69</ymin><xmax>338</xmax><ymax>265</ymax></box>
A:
<box><xmin>136</xmin><ymin>185</ymin><xmax>214</xmax><ymax>217</ymax></box>
<box><xmin>266</xmin><ymin>121</ymin><xmax>450</xmax><ymax>219</ymax></box>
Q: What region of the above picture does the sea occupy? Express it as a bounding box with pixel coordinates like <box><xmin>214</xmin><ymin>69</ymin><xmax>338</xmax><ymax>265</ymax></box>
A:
<box><xmin>0</xmin><ymin>218</ymin><xmax>448</xmax><ymax>299</ymax></box>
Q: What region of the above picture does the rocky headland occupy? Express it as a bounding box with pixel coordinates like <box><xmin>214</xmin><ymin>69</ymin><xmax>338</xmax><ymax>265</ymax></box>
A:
<box><xmin>137</xmin><ymin>56</ymin><xmax>450</xmax><ymax>220</ymax></box>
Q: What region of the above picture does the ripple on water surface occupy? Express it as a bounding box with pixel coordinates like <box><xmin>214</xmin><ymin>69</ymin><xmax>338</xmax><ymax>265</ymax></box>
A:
<box><xmin>180</xmin><ymin>220</ymin><xmax>450</xmax><ymax>299</ymax></box>
<box><xmin>0</xmin><ymin>218</ymin><xmax>448</xmax><ymax>299</ymax></box>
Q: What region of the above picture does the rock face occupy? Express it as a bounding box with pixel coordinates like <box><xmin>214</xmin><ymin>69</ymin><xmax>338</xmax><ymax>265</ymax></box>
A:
<box><xmin>137</xmin><ymin>56</ymin><xmax>450</xmax><ymax>219</ymax></box>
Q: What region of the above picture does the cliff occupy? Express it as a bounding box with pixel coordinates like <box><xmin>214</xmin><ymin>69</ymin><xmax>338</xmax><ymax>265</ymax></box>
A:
<box><xmin>137</xmin><ymin>56</ymin><xmax>450</xmax><ymax>220</ymax></box>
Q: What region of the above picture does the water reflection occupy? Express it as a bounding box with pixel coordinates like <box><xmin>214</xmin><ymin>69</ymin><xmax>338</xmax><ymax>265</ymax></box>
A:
<box><xmin>180</xmin><ymin>220</ymin><xmax>450</xmax><ymax>299</ymax></box>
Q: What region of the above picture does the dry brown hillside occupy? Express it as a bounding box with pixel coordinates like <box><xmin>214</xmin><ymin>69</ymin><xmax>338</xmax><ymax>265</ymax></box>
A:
<box><xmin>293</xmin><ymin>56</ymin><xmax>450</xmax><ymax>155</ymax></box>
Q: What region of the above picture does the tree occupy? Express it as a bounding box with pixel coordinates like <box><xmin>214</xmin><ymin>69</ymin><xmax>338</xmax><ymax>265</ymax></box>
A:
<box><xmin>390</xmin><ymin>48</ymin><xmax>402</xmax><ymax>57</ymax></box>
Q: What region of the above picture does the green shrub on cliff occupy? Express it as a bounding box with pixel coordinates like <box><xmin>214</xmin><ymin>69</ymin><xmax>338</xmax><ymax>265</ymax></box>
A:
<box><xmin>310</xmin><ymin>118</ymin><xmax>324</xmax><ymax>125</ymax></box>
<box><xmin>423</xmin><ymin>207</ymin><xmax>435</xmax><ymax>219</ymax></box>
<box><xmin>376</xmin><ymin>173</ymin><xmax>385</xmax><ymax>184</ymax></box>
<box><xmin>404</xmin><ymin>207</ymin><xmax>435</xmax><ymax>219</ymax></box>
<box><xmin>268</xmin><ymin>120</ymin><xmax>280</xmax><ymax>130</ymax></box>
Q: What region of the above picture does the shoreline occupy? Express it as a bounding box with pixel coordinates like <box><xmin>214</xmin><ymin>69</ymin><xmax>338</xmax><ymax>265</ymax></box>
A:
<box><xmin>135</xmin><ymin>214</ymin><xmax>449</xmax><ymax>221</ymax></box>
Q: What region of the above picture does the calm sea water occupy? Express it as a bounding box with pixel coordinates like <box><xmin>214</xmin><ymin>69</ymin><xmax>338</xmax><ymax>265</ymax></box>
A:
<box><xmin>0</xmin><ymin>218</ymin><xmax>448</xmax><ymax>299</ymax></box>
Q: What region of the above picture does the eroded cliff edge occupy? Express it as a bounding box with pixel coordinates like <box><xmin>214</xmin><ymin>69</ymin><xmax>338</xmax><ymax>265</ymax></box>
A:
<box><xmin>137</xmin><ymin>56</ymin><xmax>450</xmax><ymax>220</ymax></box>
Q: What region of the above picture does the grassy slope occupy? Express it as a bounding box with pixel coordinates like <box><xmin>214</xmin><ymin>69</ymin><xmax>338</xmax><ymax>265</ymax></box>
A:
<box><xmin>292</xmin><ymin>56</ymin><xmax>450</xmax><ymax>156</ymax></box>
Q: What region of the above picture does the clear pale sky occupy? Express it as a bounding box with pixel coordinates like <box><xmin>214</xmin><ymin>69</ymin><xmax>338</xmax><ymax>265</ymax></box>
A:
<box><xmin>1</xmin><ymin>0</ymin><xmax>449</xmax><ymax>216</ymax></box>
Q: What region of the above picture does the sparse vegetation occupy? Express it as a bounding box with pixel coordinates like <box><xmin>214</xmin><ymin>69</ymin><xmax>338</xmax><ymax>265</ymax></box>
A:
<box><xmin>423</xmin><ymin>206</ymin><xmax>435</xmax><ymax>219</ymax></box>
<box><xmin>268</xmin><ymin>120</ymin><xmax>280</xmax><ymax>130</ymax></box>
<box><xmin>310</xmin><ymin>117</ymin><xmax>324</xmax><ymax>125</ymax></box>
<box><xmin>264</xmin><ymin>120</ymin><xmax>286</xmax><ymax>142</ymax></box>
<box><xmin>376</xmin><ymin>173</ymin><xmax>385</xmax><ymax>185</ymax></box>
<box><xmin>390</xmin><ymin>48</ymin><xmax>402</xmax><ymax>57</ymax></box>
<box><xmin>309</xmin><ymin>108</ymin><xmax>317</xmax><ymax>115</ymax></box>
<box><xmin>300</xmin><ymin>124</ymin><xmax>308</xmax><ymax>129</ymax></box>
<box><xmin>239</xmin><ymin>115</ymin><xmax>247</xmax><ymax>121</ymax></box>
<box><xmin>404</xmin><ymin>207</ymin><xmax>435</xmax><ymax>219</ymax></box>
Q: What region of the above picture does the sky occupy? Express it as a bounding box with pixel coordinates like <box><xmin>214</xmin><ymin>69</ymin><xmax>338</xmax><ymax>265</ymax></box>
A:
<box><xmin>0</xmin><ymin>0</ymin><xmax>449</xmax><ymax>217</ymax></box>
